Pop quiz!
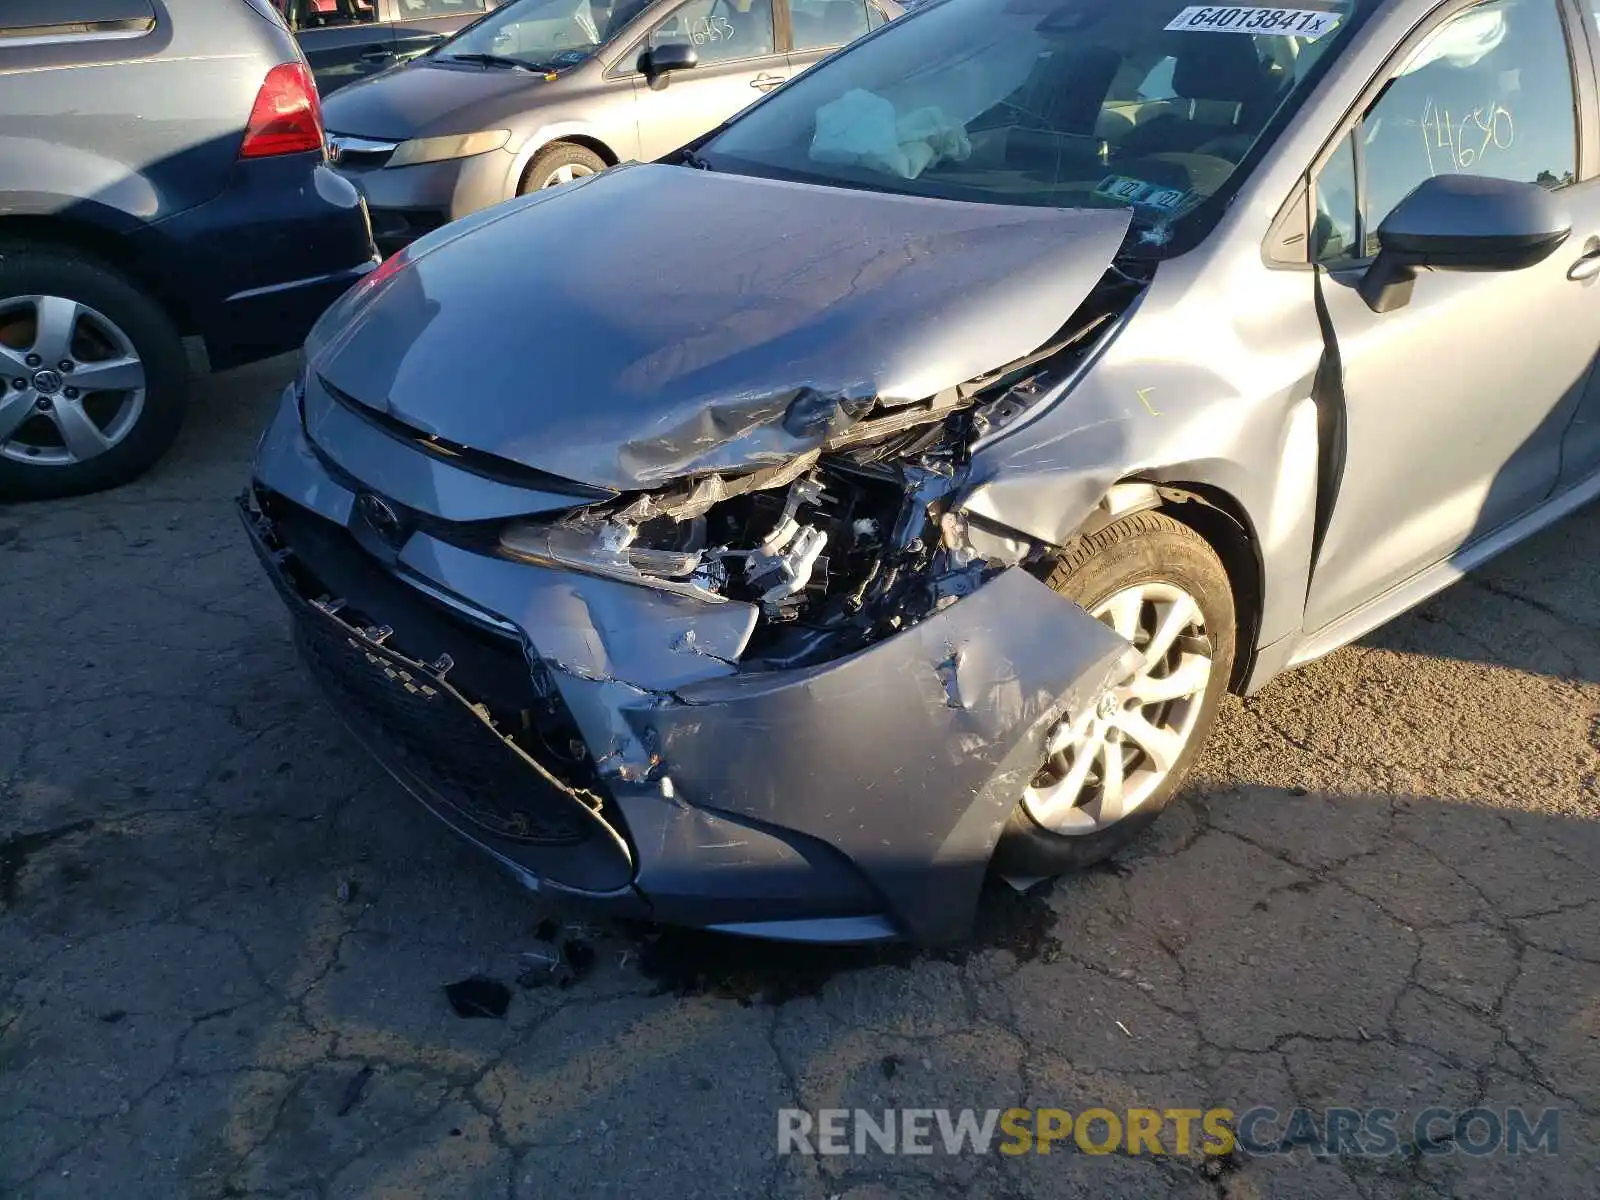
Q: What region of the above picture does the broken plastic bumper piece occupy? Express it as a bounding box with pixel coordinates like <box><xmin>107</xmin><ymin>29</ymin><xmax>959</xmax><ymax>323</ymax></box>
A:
<box><xmin>240</xmin><ymin>477</ymin><xmax>1132</xmax><ymax>944</ymax></box>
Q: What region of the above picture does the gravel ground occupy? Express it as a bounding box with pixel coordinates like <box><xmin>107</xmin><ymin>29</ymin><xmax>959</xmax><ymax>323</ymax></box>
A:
<box><xmin>2</xmin><ymin>353</ymin><xmax>1597</xmax><ymax>1199</ymax></box>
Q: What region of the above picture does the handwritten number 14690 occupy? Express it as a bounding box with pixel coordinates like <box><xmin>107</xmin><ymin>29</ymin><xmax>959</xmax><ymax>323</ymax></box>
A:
<box><xmin>1420</xmin><ymin>97</ymin><xmax>1516</xmax><ymax>174</ymax></box>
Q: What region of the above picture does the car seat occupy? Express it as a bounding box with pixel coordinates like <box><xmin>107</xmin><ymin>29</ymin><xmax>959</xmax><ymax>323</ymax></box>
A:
<box><xmin>793</xmin><ymin>0</ymin><xmax>867</xmax><ymax>49</ymax></box>
<box><xmin>1117</xmin><ymin>34</ymin><xmax>1282</xmax><ymax>159</ymax></box>
<box><xmin>1002</xmin><ymin>45</ymin><xmax>1124</xmax><ymax>178</ymax></box>
<box><xmin>719</xmin><ymin>0</ymin><xmax>775</xmax><ymax>57</ymax></box>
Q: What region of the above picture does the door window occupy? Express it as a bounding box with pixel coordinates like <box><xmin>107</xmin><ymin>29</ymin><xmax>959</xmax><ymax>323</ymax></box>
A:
<box><xmin>394</xmin><ymin>0</ymin><xmax>487</xmax><ymax>18</ymax></box>
<box><xmin>790</xmin><ymin>0</ymin><xmax>870</xmax><ymax>52</ymax></box>
<box><xmin>1313</xmin><ymin>0</ymin><xmax>1577</xmax><ymax>263</ymax></box>
<box><xmin>1313</xmin><ymin>128</ymin><xmax>1360</xmax><ymax>262</ymax></box>
<box><xmin>284</xmin><ymin>0</ymin><xmax>379</xmax><ymax>29</ymax></box>
<box><xmin>647</xmin><ymin>0</ymin><xmax>775</xmax><ymax>62</ymax></box>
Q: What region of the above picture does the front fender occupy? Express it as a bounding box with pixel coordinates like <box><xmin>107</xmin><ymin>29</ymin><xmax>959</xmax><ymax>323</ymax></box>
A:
<box><xmin>508</xmin><ymin>118</ymin><xmax>628</xmax><ymax>187</ymax></box>
<box><xmin>958</xmin><ymin>262</ymin><xmax>1325</xmax><ymax>659</ymax></box>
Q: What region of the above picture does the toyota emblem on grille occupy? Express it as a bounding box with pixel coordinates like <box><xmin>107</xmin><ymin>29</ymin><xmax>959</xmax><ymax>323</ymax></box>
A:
<box><xmin>357</xmin><ymin>493</ymin><xmax>403</xmax><ymax>544</ymax></box>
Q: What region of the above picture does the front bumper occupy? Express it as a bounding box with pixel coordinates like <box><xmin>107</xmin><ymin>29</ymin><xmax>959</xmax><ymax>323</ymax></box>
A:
<box><xmin>329</xmin><ymin>147</ymin><xmax>517</xmax><ymax>254</ymax></box>
<box><xmin>243</xmin><ymin>385</ymin><xmax>1134</xmax><ymax>943</ymax></box>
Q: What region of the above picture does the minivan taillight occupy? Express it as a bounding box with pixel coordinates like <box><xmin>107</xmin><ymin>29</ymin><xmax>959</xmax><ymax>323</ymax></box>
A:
<box><xmin>240</xmin><ymin>62</ymin><xmax>325</xmax><ymax>159</ymax></box>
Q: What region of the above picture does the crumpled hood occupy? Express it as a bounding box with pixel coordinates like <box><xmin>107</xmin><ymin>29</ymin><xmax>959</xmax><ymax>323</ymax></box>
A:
<box><xmin>308</xmin><ymin>162</ymin><xmax>1132</xmax><ymax>491</ymax></box>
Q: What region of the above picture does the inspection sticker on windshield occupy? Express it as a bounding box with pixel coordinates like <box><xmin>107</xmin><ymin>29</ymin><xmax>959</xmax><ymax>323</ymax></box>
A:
<box><xmin>1165</xmin><ymin>6</ymin><xmax>1342</xmax><ymax>38</ymax></box>
<box><xmin>1096</xmin><ymin>176</ymin><xmax>1190</xmax><ymax>211</ymax></box>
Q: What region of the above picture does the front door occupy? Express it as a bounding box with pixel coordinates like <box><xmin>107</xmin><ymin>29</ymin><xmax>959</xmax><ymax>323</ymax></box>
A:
<box><xmin>287</xmin><ymin>0</ymin><xmax>398</xmax><ymax>94</ymax></box>
<box><xmin>1559</xmin><ymin>1</ymin><xmax>1600</xmax><ymax>486</ymax></box>
<box><xmin>630</xmin><ymin>0</ymin><xmax>789</xmax><ymax>161</ymax></box>
<box><xmin>1303</xmin><ymin>0</ymin><xmax>1600</xmax><ymax>631</ymax></box>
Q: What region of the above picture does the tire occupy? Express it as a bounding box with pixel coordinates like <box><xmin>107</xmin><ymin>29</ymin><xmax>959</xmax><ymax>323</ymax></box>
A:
<box><xmin>992</xmin><ymin>511</ymin><xmax>1236</xmax><ymax>877</ymax></box>
<box><xmin>0</xmin><ymin>244</ymin><xmax>189</xmax><ymax>501</ymax></box>
<box><xmin>518</xmin><ymin>143</ymin><xmax>608</xmax><ymax>194</ymax></box>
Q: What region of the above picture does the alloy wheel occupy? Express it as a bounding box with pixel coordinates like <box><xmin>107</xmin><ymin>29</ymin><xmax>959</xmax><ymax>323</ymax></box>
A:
<box><xmin>0</xmin><ymin>295</ymin><xmax>147</xmax><ymax>467</ymax></box>
<box><xmin>1023</xmin><ymin>581</ymin><xmax>1213</xmax><ymax>835</ymax></box>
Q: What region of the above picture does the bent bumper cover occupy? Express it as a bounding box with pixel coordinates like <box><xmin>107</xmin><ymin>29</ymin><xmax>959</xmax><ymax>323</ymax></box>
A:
<box><xmin>244</xmin><ymin>387</ymin><xmax>1135</xmax><ymax>943</ymax></box>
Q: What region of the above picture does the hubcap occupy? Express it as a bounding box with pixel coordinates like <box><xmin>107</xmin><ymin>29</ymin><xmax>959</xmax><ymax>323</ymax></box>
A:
<box><xmin>540</xmin><ymin>162</ymin><xmax>595</xmax><ymax>189</ymax></box>
<box><xmin>1023</xmin><ymin>581</ymin><xmax>1213</xmax><ymax>836</ymax></box>
<box><xmin>0</xmin><ymin>295</ymin><xmax>146</xmax><ymax>467</ymax></box>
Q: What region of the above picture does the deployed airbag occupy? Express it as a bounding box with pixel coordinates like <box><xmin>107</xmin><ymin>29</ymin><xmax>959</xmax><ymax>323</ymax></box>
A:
<box><xmin>811</xmin><ymin>88</ymin><xmax>973</xmax><ymax>179</ymax></box>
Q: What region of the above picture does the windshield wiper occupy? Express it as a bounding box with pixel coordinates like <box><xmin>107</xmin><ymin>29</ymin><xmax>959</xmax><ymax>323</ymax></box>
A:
<box><xmin>677</xmin><ymin>147</ymin><xmax>714</xmax><ymax>171</ymax></box>
<box><xmin>445</xmin><ymin>52</ymin><xmax>532</xmax><ymax>70</ymax></box>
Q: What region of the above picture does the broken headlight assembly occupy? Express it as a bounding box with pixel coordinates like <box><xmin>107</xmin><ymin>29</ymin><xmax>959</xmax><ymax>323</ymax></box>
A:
<box><xmin>497</xmin><ymin>466</ymin><xmax>894</xmax><ymax>618</ymax></box>
<box><xmin>498</xmin><ymin>513</ymin><xmax>727</xmax><ymax>602</ymax></box>
<box><xmin>498</xmin><ymin>454</ymin><xmax>998</xmax><ymax>670</ymax></box>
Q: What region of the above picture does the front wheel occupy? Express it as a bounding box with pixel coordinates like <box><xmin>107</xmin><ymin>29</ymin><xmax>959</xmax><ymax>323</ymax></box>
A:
<box><xmin>518</xmin><ymin>143</ymin><xmax>607</xmax><ymax>194</ymax></box>
<box><xmin>992</xmin><ymin>511</ymin><xmax>1236</xmax><ymax>877</ymax></box>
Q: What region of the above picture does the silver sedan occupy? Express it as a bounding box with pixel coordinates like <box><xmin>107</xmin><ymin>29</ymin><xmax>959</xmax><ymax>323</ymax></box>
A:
<box><xmin>247</xmin><ymin>0</ymin><xmax>1600</xmax><ymax>943</ymax></box>
<box><xmin>320</xmin><ymin>0</ymin><xmax>898</xmax><ymax>250</ymax></box>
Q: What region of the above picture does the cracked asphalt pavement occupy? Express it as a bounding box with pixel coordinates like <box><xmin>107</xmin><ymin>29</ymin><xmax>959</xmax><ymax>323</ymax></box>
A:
<box><xmin>2</xmin><ymin>354</ymin><xmax>1598</xmax><ymax>1199</ymax></box>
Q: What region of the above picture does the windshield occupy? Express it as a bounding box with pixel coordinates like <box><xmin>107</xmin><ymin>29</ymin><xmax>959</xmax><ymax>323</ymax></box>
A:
<box><xmin>438</xmin><ymin>0</ymin><xmax>654</xmax><ymax>67</ymax></box>
<box><xmin>702</xmin><ymin>0</ymin><xmax>1366</xmax><ymax>248</ymax></box>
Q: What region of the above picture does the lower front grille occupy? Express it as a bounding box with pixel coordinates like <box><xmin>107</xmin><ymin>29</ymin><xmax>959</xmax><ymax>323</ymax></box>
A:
<box><xmin>242</xmin><ymin>490</ymin><xmax>636</xmax><ymax>891</ymax></box>
<box><xmin>293</xmin><ymin>611</ymin><xmax>594</xmax><ymax>845</ymax></box>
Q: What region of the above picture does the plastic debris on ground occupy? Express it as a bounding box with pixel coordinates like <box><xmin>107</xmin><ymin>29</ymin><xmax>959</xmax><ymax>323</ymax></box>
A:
<box><xmin>444</xmin><ymin>975</ymin><xmax>512</xmax><ymax>1018</ymax></box>
<box><xmin>516</xmin><ymin>921</ymin><xmax>597</xmax><ymax>990</ymax></box>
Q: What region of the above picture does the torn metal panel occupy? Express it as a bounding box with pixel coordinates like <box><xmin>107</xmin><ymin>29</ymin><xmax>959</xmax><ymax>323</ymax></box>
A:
<box><xmin>308</xmin><ymin>162</ymin><xmax>1132</xmax><ymax>491</ymax></box>
<box><xmin>631</xmin><ymin>568</ymin><xmax>1136</xmax><ymax>944</ymax></box>
<box><xmin>959</xmin><ymin>255</ymin><xmax>1328</xmax><ymax>656</ymax></box>
<box><xmin>548</xmin><ymin>674</ymin><xmax>666</xmax><ymax>783</ymax></box>
<box><xmin>399</xmin><ymin>534</ymin><xmax>758</xmax><ymax>690</ymax></box>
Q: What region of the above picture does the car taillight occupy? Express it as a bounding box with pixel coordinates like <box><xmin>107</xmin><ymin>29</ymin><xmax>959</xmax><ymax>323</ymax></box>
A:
<box><xmin>240</xmin><ymin>62</ymin><xmax>325</xmax><ymax>159</ymax></box>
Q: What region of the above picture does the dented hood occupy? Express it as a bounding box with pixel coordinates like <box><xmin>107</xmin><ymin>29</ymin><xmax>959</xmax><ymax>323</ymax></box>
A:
<box><xmin>308</xmin><ymin>162</ymin><xmax>1131</xmax><ymax>491</ymax></box>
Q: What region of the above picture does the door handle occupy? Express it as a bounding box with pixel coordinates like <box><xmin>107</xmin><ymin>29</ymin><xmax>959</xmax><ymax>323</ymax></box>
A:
<box><xmin>1569</xmin><ymin>253</ymin><xmax>1600</xmax><ymax>282</ymax></box>
<box><xmin>750</xmin><ymin>73</ymin><xmax>785</xmax><ymax>91</ymax></box>
<box><xmin>1568</xmin><ymin>238</ymin><xmax>1600</xmax><ymax>281</ymax></box>
<box><xmin>361</xmin><ymin>46</ymin><xmax>394</xmax><ymax>61</ymax></box>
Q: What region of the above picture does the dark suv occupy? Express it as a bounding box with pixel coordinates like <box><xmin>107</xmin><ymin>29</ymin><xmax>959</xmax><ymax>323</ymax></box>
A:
<box><xmin>0</xmin><ymin>0</ymin><xmax>378</xmax><ymax>500</ymax></box>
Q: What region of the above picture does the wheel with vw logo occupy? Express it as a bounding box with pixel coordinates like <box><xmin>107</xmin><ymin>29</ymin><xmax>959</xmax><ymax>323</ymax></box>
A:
<box><xmin>0</xmin><ymin>242</ymin><xmax>189</xmax><ymax>501</ymax></box>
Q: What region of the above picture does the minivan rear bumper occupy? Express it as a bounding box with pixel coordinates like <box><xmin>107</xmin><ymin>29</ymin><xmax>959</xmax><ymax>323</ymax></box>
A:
<box><xmin>137</xmin><ymin>152</ymin><xmax>378</xmax><ymax>370</ymax></box>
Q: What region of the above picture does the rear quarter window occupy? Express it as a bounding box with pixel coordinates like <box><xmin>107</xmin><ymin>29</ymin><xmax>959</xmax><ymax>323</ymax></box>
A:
<box><xmin>0</xmin><ymin>0</ymin><xmax>155</xmax><ymax>34</ymax></box>
<box><xmin>239</xmin><ymin>0</ymin><xmax>293</xmax><ymax>28</ymax></box>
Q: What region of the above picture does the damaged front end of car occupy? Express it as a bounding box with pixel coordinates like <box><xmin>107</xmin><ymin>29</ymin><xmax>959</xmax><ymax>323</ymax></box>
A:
<box><xmin>496</xmin><ymin>265</ymin><xmax>1150</xmax><ymax>679</ymax></box>
<box><xmin>241</xmin><ymin>165</ymin><xmax>1160</xmax><ymax>943</ymax></box>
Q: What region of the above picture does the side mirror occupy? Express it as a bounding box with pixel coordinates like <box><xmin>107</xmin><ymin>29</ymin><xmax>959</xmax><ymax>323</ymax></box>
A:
<box><xmin>1359</xmin><ymin>174</ymin><xmax>1572</xmax><ymax>313</ymax></box>
<box><xmin>638</xmin><ymin>42</ymin><xmax>698</xmax><ymax>81</ymax></box>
